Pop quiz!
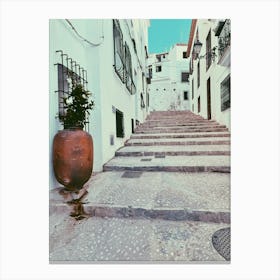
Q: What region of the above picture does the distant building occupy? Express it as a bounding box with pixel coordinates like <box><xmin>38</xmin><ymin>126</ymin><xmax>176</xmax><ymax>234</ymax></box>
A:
<box><xmin>147</xmin><ymin>44</ymin><xmax>190</xmax><ymax>111</ymax></box>
<box><xmin>49</xmin><ymin>19</ymin><xmax>150</xmax><ymax>189</ymax></box>
<box><xmin>187</xmin><ymin>19</ymin><xmax>231</xmax><ymax>129</ymax></box>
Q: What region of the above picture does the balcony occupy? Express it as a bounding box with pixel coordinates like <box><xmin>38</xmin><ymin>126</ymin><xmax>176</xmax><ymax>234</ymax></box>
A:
<box><xmin>215</xmin><ymin>19</ymin><xmax>231</xmax><ymax>67</ymax></box>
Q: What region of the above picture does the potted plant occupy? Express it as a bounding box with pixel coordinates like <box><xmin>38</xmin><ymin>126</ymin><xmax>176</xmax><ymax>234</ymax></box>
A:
<box><xmin>53</xmin><ymin>75</ymin><xmax>94</xmax><ymax>193</ymax></box>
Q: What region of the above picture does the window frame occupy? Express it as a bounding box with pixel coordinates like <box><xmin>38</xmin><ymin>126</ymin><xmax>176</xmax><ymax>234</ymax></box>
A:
<box><xmin>181</xmin><ymin>72</ymin><xmax>189</xmax><ymax>83</ymax></box>
<box><xmin>221</xmin><ymin>74</ymin><xmax>231</xmax><ymax>111</ymax></box>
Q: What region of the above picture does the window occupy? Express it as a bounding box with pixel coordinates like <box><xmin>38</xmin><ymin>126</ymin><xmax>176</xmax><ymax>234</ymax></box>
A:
<box><xmin>56</xmin><ymin>55</ymin><xmax>88</xmax><ymax>130</ymax></box>
<box><xmin>183</xmin><ymin>51</ymin><xmax>187</xmax><ymax>58</ymax></box>
<box><xmin>116</xmin><ymin>109</ymin><xmax>124</xmax><ymax>138</ymax></box>
<box><xmin>156</xmin><ymin>55</ymin><xmax>161</xmax><ymax>62</ymax></box>
<box><xmin>156</xmin><ymin>65</ymin><xmax>162</xmax><ymax>72</ymax></box>
<box><xmin>198</xmin><ymin>96</ymin><xmax>201</xmax><ymax>113</ymax></box>
<box><xmin>197</xmin><ymin>61</ymin><xmax>200</xmax><ymax>88</ymax></box>
<box><xmin>221</xmin><ymin>75</ymin><xmax>230</xmax><ymax>111</ymax></box>
<box><xmin>141</xmin><ymin>93</ymin><xmax>145</xmax><ymax>108</ymax></box>
<box><xmin>124</xmin><ymin>42</ymin><xmax>135</xmax><ymax>94</ymax></box>
<box><xmin>206</xmin><ymin>30</ymin><xmax>212</xmax><ymax>70</ymax></box>
<box><xmin>131</xmin><ymin>119</ymin><xmax>134</xmax><ymax>133</ymax></box>
<box><xmin>192</xmin><ymin>79</ymin><xmax>194</xmax><ymax>99</ymax></box>
<box><xmin>181</xmin><ymin>72</ymin><xmax>189</xmax><ymax>82</ymax></box>
<box><xmin>183</xmin><ymin>91</ymin><xmax>188</xmax><ymax>100</ymax></box>
<box><xmin>113</xmin><ymin>19</ymin><xmax>125</xmax><ymax>82</ymax></box>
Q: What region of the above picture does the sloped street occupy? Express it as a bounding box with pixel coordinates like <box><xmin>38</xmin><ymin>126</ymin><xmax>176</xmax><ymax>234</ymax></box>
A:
<box><xmin>50</xmin><ymin>111</ymin><xmax>230</xmax><ymax>262</ymax></box>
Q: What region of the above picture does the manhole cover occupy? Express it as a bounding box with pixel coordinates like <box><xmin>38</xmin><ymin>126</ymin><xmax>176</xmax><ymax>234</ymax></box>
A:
<box><xmin>121</xmin><ymin>171</ymin><xmax>143</xmax><ymax>178</ymax></box>
<box><xmin>141</xmin><ymin>158</ymin><xmax>152</xmax><ymax>161</ymax></box>
<box><xmin>155</xmin><ymin>154</ymin><xmax>166</xmax><ymax>158</ymax></box>
<box><xmin>212</xmin><ymin>227</ymin><xmax>231</xmax><ymax>261</ymax></box>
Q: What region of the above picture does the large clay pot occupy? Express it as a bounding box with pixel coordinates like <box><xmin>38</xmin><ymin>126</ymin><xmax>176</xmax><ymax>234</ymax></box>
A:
<box><xmin>53</xmin><ymin>129</ymin><xmax>93</xmax><ymax>191</ymax></box>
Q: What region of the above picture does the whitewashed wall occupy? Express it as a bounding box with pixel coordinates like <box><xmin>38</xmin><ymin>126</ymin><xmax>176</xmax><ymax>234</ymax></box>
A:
<box><xmin>49</xmin><ymin>19</ymin><xmax>149</xmax><ymax>189</ymax></box>
<box><xmin>189</xmin><ymin>19</ymin><xmax>230</xmax><ymax>129</ymax></box>
<box><xmin>148</xmin><ymin>44</ymin><xmax>190</xmax><ymax>111</ymax></box>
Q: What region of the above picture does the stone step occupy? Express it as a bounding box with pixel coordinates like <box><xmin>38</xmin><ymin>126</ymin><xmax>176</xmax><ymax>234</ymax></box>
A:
<box><xmin>139</xmin><ymin>122</ymin><xmax>218</xmax><ymax>128</ymax></box>
<box><xmin>125</xmin><ymin>137</ymin><xmax>230</xmax><ymax>146</ymax></box>
<box><xmin>131</xmin><ymin>132</ymin><xmax>231</xmax><ymax>139</ymax></box>
<box><xmin>137</xmin><ymin>125</ymin><xmax>226</xmax><ymax>131</ymax></box>
<box><xmin>116</xmin><ymin>145</ymin><xmax>230</xmax><ymax>157</ymax></box>
<box><xmin>135</xmin><ymin>127</ymin><xmax>229</xmax><ymax>134</ymax></box>
<box><xmin>103</xmin><ymin>155</ymin><xmax>230</xmax><ymax>173</ymax></box>
<box><xmin>50</xmin><ymin>171</ymin><xmax>230</xmax><ymax>224</ymax></box>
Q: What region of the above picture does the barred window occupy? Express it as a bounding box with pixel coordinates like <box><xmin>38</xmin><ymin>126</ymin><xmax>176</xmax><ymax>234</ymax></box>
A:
<box><xmin>206</xmin><ymin>30</ymin><xmax>212</xmax><ymax>70</ymax></box>
<box><xmin>56</xmin><ymin>51</ymin><xmax>89</xmax><ymax>131</ymax></box>
<box><xmin>113</xmin><ymin>19</ymin><xmax>125</xmax><ymax>82</ymax></box>
<box><xmin>221</xmin><ymin>75</ymin><xmax>230</xmax><ymax>111</ymax></box>
<box><xmin>124</xmin><ymin>42</ymin><xmax>135</xmax><ymax>95</ymax></box>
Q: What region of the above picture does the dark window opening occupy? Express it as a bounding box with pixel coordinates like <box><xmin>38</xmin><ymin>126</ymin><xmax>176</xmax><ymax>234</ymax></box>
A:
<box><xmin>206</xmin><ymin>30</ymin><xmax>212</xmax><ymax>70</ymax></box>
<box><xmin>183</xmin><ymin>91</ymin><xmax>188</xmax><ymax>100</ymax></box>
<box><xmin>221</xmin><ymin>75</ymin><xmax>230</xmax><ymax>111</ymax></box>
<box><xmin>141</xmin><ymin>93</ymin><xmax>145</xmax><ymax>108</ymax></box>
<box><xmin>156</xmin><ymin>65</ymin><xmax>162</xmax><ymax>72</ymax></box>
<box><xmin>197</xmin><ymin>61</ymin><xmax>200</xmax><ymax>88</ymax></box>
<box><xmin>198</xmin><ymin>96</ymin><xmax>201</xmax><ymax>113</ymax></box>
<box><xmin>116</xmin><ymin>109</ymin><xmax>124</xmax><ymax>138</ymax></box>
<box><xmin>192</xmin><ymin>79</ymin><xmax>194</xmax><ymax>99</ymax></box>
<box><xmin>183</xmin><ymin>51</ymin><xmax>187</xmax><ymax>58</ymax></box>
<box><xmin>131</xmin><ymin>119</ymin><xmax>134</xmax><ymax>133</ymax></box>
<box><xmin>156</xmin><ymin>55</ymin><xmax>161</xmax><ymax>62</ymax></box>
<box><xmin>181</xmin><ymin>72</ymin><xmax>189</xmax><ymax>82</ymax></box>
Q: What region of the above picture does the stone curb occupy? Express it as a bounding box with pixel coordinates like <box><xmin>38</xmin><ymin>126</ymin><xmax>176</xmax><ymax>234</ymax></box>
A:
<box><xmin>50</xmin><ymin>202</ymin><xmax>230</xmax><ymax>224</ymax></box>
<box><xmin>103</xmin><ymin>166</ymin><xmax>230</xmax><ymax>173</ymax></box>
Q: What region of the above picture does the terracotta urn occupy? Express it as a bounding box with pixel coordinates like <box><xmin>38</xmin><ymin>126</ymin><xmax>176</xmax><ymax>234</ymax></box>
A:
<box><xmin>53</xmin><ymin>128</ymin><xmax>93</xmax><ymax>191</ymax></box>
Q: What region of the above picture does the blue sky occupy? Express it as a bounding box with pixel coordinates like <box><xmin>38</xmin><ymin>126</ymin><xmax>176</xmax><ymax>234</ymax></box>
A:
<box><xmin>148</xmin><ymin>19</ymin><xmax>192</xmax><ymax>54</ymax></box>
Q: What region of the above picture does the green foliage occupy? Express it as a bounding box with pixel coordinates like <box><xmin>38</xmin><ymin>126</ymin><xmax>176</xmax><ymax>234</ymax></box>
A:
<box><xmin>59</xmin><ymin>77</ymin><xmax>94</xmax><ymax>129</ymax></box>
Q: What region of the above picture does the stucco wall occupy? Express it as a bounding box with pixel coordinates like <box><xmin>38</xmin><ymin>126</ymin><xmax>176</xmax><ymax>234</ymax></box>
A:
<box><xmin>49</xmin><ymin>19</ymin><xmax>149</xmax><ymax>189</ymax></box>
<box><xmin>189</xmin><ymin>19</ymin><xmax>230</xmax><ymax>129</ymax></box>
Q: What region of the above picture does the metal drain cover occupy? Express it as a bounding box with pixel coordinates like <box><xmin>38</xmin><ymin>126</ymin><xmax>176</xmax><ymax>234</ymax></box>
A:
<box><xmin>121</xmin><ymin>171</ymin><xmax>143</xmax><ymax>178</ymax></box>
<box><xmin>141</xmin><ymin>158</ymin><xmax>152</xmax><ymax>161</ymax></box>
<box><xmin>212</xmin><ymin>227</ymin><xmax>231</xmax><ymax>261</ymax></box>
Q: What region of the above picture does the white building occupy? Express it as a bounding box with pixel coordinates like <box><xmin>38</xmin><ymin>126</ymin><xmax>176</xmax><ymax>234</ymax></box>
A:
<box><xmin>187</xmin><ymin>19</ymin><xmax>230</xmax><ymax>129</ymax></box>
<box><xmin>49</xmin><ymin>19</ymin><xmax>150</xmax><ymax>189</ymax></box>
<box><xmin>147</xmin><ymin>44</ymin><xmax>190</xmax><ymax>111</ymax></box>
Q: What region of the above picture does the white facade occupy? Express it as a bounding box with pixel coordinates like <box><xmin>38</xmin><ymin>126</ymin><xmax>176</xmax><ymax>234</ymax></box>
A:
<box><xmin>49</xmin><ymin>19</ymin><xmax>150</xmax><ymax>189</ymax></box>
<box><xmin>147</xmin><ymin>44</ymin><xmax>190</xmax><ymax>111</ymax></box>
<box><xmin>188</xmin><ymin>19</ymin><xmax>231</xmax><ymax>129</ymax></box>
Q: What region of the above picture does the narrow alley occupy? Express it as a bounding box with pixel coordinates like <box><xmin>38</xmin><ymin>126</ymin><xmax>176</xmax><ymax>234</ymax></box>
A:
<box><xmin>49</xmin><ymin>110</ymin><xmax>230</xmax><ymax>262</ymax></box>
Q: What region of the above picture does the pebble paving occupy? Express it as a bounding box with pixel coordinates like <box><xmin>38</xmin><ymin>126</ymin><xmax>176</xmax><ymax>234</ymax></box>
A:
<box><xmin>49</xmin><ymin>213</ymin><xmax>227</xmax><ymax>262</ymax></box>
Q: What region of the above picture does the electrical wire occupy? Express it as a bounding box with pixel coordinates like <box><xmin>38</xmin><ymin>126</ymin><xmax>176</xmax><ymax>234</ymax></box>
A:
<box><xmin>65</xmin><ymin>19</ymin><xmax>104</xmax><ymax>47</ymax></box>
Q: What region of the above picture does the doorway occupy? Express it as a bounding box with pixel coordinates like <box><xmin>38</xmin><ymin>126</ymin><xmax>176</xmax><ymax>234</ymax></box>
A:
<box><xmin>207</xmin><ymin>77</ymin><xmax>211</xmax><ymax>120</ymax></box>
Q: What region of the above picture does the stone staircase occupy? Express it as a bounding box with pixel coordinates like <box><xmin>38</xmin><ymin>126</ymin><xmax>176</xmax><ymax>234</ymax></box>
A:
<box><xmin>50</xmin><ymin>110</ymin><xmax>231</xmax><ymax>262</ymax></box>
<box><xmin>103</xmin><ymin>111</ymin><xmax>230</xmax><ymax>173</ymax></box>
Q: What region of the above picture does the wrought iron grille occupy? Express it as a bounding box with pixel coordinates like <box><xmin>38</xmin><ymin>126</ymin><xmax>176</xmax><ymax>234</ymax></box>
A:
<box><xmin>54</xmin><ymin>50</ymin><xmax>90</xmax><ymax>132</ymax></box>
<box><xmin>216</xmin><ymin>19</ymin><xmax>231</xmax><ymax>59</ymax></box>
<box><xmin>113</xmin><ymin>19</ymin><xmax>135</xmax><ymax>95</ymax></box>
<box><xmin>113</xmin><ymin>19</ymin><xmax>125</xmax><ymax>83</ymax></box>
